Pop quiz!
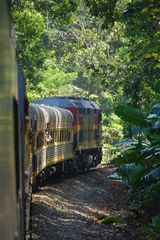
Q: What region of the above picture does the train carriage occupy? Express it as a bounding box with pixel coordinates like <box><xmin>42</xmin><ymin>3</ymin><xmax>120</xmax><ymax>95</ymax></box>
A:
<box><xmin>41</xmin><ymin>105</ymin><xmax>74</xmax><ymax>164</ymax></box>
<box><xmin>29</xmin><ymin>104</ymin><xmax>75</xmax><ymax>188</ymax></box>
<box><xmin>29</xmin><ymin>104</ymin><xmax>47</xmax><ymax>178</ymax></box>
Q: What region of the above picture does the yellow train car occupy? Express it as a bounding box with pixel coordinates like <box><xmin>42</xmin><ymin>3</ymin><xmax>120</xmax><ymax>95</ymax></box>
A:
<box><xmin>29</xmin><ymin>104</ymin><xmax>75</xmax><ymax>189</ymax></box>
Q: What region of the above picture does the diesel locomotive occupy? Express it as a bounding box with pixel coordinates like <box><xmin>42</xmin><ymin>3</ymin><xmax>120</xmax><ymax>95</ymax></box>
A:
<box><xmin>30</xmin><ymin>97</ymin><xmax>102</xmax><ymax>191</ymax></box>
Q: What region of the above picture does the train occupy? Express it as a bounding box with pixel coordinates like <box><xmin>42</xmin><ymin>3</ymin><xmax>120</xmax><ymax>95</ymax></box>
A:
<box><xmin>30</xmin><ymin>97</ymin><xmax>102</xmax><ymax>191</ymax></box>
<box><xmin>0</xmin><ymin>1</ymin><xmax>102</xmax><ymax>239</ymax></box>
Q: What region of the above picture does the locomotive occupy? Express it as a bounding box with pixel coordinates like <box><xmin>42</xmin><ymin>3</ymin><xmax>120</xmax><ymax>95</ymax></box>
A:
<box><xmin>30</xmin><ymin>97</ymin><xmax>102</xmax><ymax>191</ymax></box>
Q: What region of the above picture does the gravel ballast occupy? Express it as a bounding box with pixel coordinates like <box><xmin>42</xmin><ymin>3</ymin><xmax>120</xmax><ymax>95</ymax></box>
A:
<box><xmin>31</xmin><ymin>165</ymin><xmax>145</xmax><ymax>240</ymax></box>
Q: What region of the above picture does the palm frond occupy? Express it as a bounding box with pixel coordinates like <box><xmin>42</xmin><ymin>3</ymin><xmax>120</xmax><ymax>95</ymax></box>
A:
<box><xmin>143</xmin><ymin>167</ymin><xmax>160</xmax><ymax>182</ymax></box>
<box><xmin>115</xmin><ymin>104</ymin><xmax>147</xmax><ymax>127</ymax></box>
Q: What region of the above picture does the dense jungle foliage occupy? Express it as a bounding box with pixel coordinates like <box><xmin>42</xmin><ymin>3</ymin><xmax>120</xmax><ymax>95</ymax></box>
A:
<box><xmin>12</xmin><ymin>0</ymin><xmax>160</xmax><ymax>238</ymax></box>
<box><xmin>114</xmin><ymin>103</ymin><xmax>160</xmax><ymax>239</ymax></box>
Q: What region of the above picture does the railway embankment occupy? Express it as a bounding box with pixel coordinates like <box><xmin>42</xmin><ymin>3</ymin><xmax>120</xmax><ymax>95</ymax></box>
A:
<box><xmin>31</xmin><ymin>164</ymin><xmax>145</xmax><ymax>240</ymax></box>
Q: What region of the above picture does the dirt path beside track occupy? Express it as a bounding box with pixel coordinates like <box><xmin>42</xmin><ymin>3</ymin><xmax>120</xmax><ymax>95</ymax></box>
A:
<box><xmin>31</xmin><ymin>165</ymin><xmax>145</xmax><ymax>240</ymax></box>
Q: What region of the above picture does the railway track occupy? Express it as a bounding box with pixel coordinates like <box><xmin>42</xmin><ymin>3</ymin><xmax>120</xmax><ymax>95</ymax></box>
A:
<box><xmin>30</xmin><ymin>164</ymin><xmax>144</xmax><ymax>240</ymax></box>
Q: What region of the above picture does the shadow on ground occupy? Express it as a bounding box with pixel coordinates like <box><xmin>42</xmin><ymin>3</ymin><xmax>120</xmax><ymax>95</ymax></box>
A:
<box><xmin>31</xmin><ymin>166</ymin><xmax>145</xmax><ymax>240</ymax></box>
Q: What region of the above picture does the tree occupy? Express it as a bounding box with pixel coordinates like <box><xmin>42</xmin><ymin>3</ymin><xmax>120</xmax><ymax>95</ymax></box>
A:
<box><xmin>11</xmin><ymin>0</ymin><xmax>82</xmax><ymax>86</ymax></box>
<box><xmin>122</xmin><ymin>0</ymin><xmax>160</xmax><ymax>108</ymax></box>
<box><xmin>12</xmin><ymin>3</ymin><xmax>48</xmax><ymax>83</ymax></box>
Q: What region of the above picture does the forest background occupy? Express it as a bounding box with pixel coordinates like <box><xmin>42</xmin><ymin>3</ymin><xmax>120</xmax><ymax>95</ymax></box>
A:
<box><xmin>11</xmin><ymin>0</ymin><xmax>160</xmax><ymax>161</ymax></box>
<box><xmin>12</xmin><ymin>1</ymin><xmax>160</xmax><ymax>238</ymax></box>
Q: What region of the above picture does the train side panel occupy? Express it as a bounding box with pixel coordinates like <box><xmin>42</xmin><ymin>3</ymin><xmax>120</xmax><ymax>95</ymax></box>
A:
<box><xmin>30</xmin><ymin>104</ymin><xmax>75</xmax><ymax>187</ymax></box>
<box><xmin>0</xmin><ymin>1</ymin><xmax>25</xmax><ymax>239</ymax></box>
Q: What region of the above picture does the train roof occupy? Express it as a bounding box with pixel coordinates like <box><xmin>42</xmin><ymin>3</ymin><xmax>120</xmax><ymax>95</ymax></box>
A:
<box><xmin>32</xmin><ymin>96</ymin><xmax>100</xmax><ymax>112</ymax></box>
<box><xmin>29</xmin><ymin>104</ymin><xmax>73</xmax><ymax>130</ymax></box>
<box><xmin>32</xmin><ymin>97</ymin><xmax>76</xmax><ymax>108</ymax></box>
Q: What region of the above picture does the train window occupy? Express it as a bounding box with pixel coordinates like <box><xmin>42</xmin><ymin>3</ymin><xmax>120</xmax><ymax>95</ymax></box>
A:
<box><xmin>63</xmin><ymin>130</ymin><xmax>65</xmax><ymax>141</ymax></box>
<box><xmin>50</xmin><ymin>131</ymin><xmax>54</xmax><ymax>144</ymax></box>
<box><xmin>55</xmin><ymin>129</ymin><xmax>60</xmax><ymax>143</ymax></box>
<box><xmin>57</xmin><ymin>130</ymin><xmax>60</xmax><ymax>142</ymax></box>
<box><xmin>64</xmin><ymin>130</ymin><xmax>66</xmax><ymax>141</ymax></box>
<box><xmin>52</xmin><ymin>130</ymin><xmax>55</xmax><ymax>143</ymax></box>
<box><xmin>67</xmin><ymin>130</ymin><xmax>71</xmax><ymax>141</ymax></box>
<box><xmin>64</xmin><ymin>129</ymin><xmax>67</xmax><ymax>141</ymax></box>
<box><xmin>56</xmin><ymin>129</ymin><xmax>72</xmax><ymax>142</ymax></box>
<box><xmin>59</xmin><ymin>130</ymin><xmax>61</xmax><ymax>142</ymax></box>
<box><xmin>37</xmin><ymin>132</ymin><xmax>44</xmax><ymax>148</ymax></box>
<box><xmin>58</xmin><ymin>130</ymin><xmax>60</xmax><ymax>142</ymax></box>
<box><xmin>69</xmin><ymin>131</ymin><xmax>71</xmax><ymax>141</ymax></box>
<box><xmin>50</xmin><ymin>131</ymin><xmax>53</xmax><ymax>143</ymax></box>
<box><xmin>61</xmin><ymin>130</ymin><xmax>63</xmax><ymax>142</ymax></box>
<box><xmin>53</xmin><ymin>130</ymin><xmax>55</xmax><ymax>142</ymax></box>
<box><xmin>55</xmin><ymin>130</ymin><xmax>57</xmax><ymax>142</ymax></box>
<box><xmin>65</xmin><ymin>129</ymin><xmax>68</xmax><ymax>141</ymax></box>
<box><xmin>61</xmin><ymin>130</ymin><xmax>64</xmax><ymax>142</ymax></box>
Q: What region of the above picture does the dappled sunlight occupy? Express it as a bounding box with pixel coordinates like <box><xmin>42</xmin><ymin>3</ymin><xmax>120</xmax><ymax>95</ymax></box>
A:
<box><xmin>31</xmin><ymin>167</ymin><xmax>138</xmax><ymax>240</ymax></box>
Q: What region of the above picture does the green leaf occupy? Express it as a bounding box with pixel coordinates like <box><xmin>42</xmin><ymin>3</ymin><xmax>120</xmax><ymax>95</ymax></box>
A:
<box><xmin>100</xmin><ymin>216</ymin><xmax>123</xmax><ymax>225</ymax></box>
<box><xmin>151</xmin><ymin>103</ymin><xmax>160</xmax><ymax>116</ymax></box>
<box><xmin>115</xmin><ymin>104</ymin><xmax>147</xmax><ymax>127</ymax></box>
<box><xmin>144</xmin><ymin>168</ymin><xmax>160</xmax><ymax>182</ymax></box>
